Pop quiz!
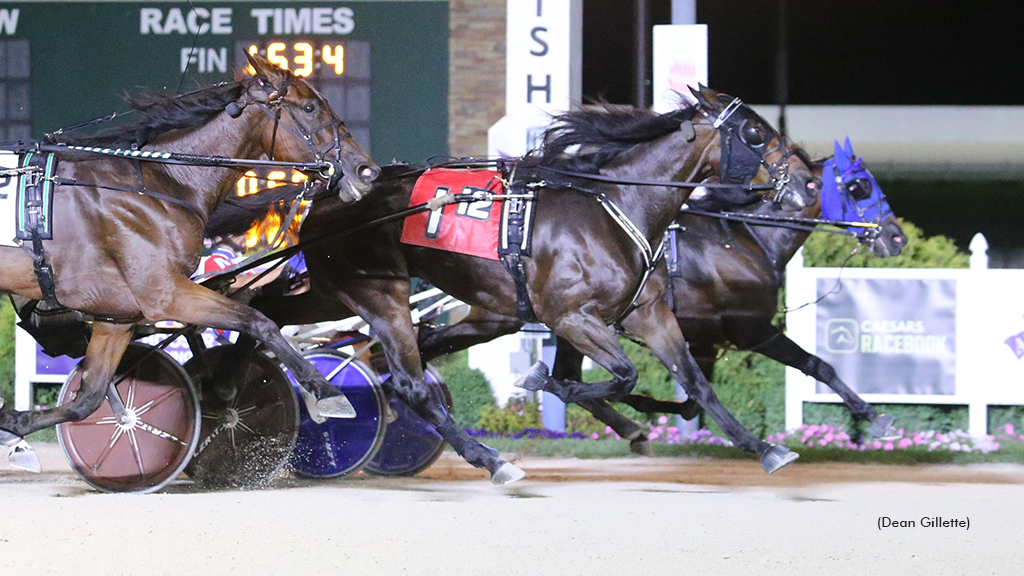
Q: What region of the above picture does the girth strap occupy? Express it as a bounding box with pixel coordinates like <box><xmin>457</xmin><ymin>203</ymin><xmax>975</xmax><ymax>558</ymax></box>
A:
<box><xmin>499</xmin><ymin>174</ymin><xmax>539</xmax><ymax>323</ymax></box>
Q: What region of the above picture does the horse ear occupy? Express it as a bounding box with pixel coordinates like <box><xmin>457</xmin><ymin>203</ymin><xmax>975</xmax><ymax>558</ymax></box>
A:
<box><xmin>843</xmin><ymin>136</ymin><xmax>855</xmax><ymax>157</ymax></box>
<box><xmin>833</xmin><ymin>140</ymin><xmax>848</xmax><ymax>169</ymax></box>
<box><xmin>245</xmin><ymin>51</ymin><xmax>287</xmax><ymax>91</ymax></box>
<box><xmin>689</xmin><ymin>84</ymin><xmax>715</xmax><ymax>110</ymax></box>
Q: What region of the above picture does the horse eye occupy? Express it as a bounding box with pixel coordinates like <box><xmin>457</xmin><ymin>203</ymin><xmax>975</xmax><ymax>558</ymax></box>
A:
<box><xmin>303</xmin><ymin>103</ymin><xmax>317</xmax><ymax>113</ymax></box>
<box><xmin>740</xmin><ymin>121</ymin><xmax>766</xmax><ymax>147</ymax></box>
<box><xmin>845</xmin><ymin>177</ymin><xmax>873</xmax><ymax>201</ymax></box>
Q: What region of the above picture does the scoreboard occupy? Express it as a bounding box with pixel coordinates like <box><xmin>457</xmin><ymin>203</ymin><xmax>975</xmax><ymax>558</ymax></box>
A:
<box><xmin>0</xmin><ymin>1</ymin><xmax>449</xmax><ymax>162</ymax></box>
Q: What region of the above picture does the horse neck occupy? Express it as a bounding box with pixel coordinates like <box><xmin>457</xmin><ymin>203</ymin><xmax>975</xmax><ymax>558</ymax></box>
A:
<box><xmin>740</xmin><ymin>199</ymin><xmax>818</xmax><ymax>273</ymax></box>
<box><xmin>598</xmin><ymin>126</ymin><xmax>715</xmax><ymax>245</ymax></box>
<box><xmin>147</xmin><ymin>109</ymin><xmax>267</xmax><ymax>218</ymax></box>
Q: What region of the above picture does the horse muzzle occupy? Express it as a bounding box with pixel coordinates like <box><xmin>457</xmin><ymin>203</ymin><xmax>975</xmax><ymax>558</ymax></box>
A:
<box><xmin>870</xmin><ymin>216</ymin><xmax>906</xmax><ymax>258</ymax></box>
<box><xmin>330</xmin><ymin>159</ymin><xmax>380</xmax><ymax>203</ymax></box>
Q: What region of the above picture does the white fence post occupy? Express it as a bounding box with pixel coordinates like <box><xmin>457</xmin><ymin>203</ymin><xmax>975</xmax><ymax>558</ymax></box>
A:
<box><xmin>967</xmin><ymin>233</ymin><xmax>989</xmax><ymax>436</ymax></box>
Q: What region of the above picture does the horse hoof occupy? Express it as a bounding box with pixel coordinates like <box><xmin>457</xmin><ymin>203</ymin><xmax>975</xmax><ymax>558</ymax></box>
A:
<box><xmin>760</xmin><ymin>444</ymin><xmax>799</xmax><ymax>474</ymax></box>
<box><xmin>491</xmin><ymin>461</ymin><xmax>526</xmax><ymax>486</ymax></box>
<box><xmin>9</xmin><ymin>441</ymin><xmax>41</xmax><ymax>473</ymax></box>
<box><xmin>869</xmin><ymin>413</ymin><xmax>900</xmax><ymax>440</ymax></box>
<box><xmin>513</xmin><ymin>361</ymin><xmax>550</xmax><ymax>392</ymax></box>
<box><xmin>316</xmin><ymin>394</ymin><xmax>357</xmax><ymax>419</ymax></box>
<box><xmin>629</xmin><ymin>437</ymin><xmax>654</xmax><ymax>457</ymax></box>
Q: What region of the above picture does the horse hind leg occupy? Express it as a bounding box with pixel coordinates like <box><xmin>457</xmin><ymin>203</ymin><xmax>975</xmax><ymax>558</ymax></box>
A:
<box><xmin>0</xmin><ymin>322</ymin><xmax>133</xmax><ymax>438</ymax></box>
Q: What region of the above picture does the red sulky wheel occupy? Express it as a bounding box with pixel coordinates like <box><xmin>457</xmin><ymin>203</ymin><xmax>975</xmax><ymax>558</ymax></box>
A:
<box><xmin>57</xmin><ymin>342</ymin><xmax>201</xmax><ymax>494</ymax></box>
<box><xmin>184</xmin><ymin>344</ymin><xmax>299</xmax><ymax>488</ymax></box>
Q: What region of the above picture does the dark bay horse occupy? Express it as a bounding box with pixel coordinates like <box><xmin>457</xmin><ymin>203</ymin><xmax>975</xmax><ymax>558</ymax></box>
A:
<box><xmin>417</xmin><ymin>139</ymin><xmax>907</xmax><ymax>453</ymax></box>
<box><xmin>230</xmin><ymin>86</ymin><xmax>812</xmax><ymax>479</ymax></box>
<box><xmin>0</xmin><ymin>54</ymin><xmax>378</xmax><ymax>448</ymax></box>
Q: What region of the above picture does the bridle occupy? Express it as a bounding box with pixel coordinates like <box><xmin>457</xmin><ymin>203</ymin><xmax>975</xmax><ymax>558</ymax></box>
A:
<box><xmin>226</xmin><ymin>75</ymin><xmax>352</xmax><ymax>188</ymax></box>
<box><xmin>694</xmin><ymin>96</ymin><xmax>795</xmax><ymax>205</ymax></box>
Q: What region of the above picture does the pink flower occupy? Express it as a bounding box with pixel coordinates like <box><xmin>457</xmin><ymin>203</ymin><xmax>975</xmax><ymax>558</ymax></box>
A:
<box><xmin>658</xmin><ymin>416</ymin><xmax>668</xmax><ymax>425</ymax></box>
<box><xmin>884</xmin><ymin>442</ymin><xmax>894</xmax><ymax>451</ymax></box>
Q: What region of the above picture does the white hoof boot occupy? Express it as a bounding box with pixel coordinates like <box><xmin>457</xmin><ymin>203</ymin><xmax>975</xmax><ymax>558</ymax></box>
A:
<box><xmin>0</xmin><ymin>431</ymin><xmax>41</xmax><ymax>474</ymax></box>
<box><xmin>491</xmin><ymin>461</ymin><xmax>526</xmax><ymax>486</ymax></box>
<box><xmin>297</xmin><ymin>386</ymin><xmax>327</xmax><ymax>424</ymax></box>
<box><xmin>9</xmin><ymin>441</ymin><xmax>41</xmax><ymax>473</ymax></box>
<box><xmin>316</xmin><ymin>394</ymin><xmax>357</xmax><ymax>419</ymax></box>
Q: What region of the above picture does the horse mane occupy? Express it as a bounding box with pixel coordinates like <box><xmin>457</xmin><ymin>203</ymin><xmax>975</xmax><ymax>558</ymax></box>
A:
<box><xmin>789</xmin><ymin>143</ymin><xmax>825</xmax><ymax>170</ymax></box>
<box><xmin>52</xmin><ymin>80</ymin><xmax>249</xmax><ymax>148</ymax></box>
<box><xmin>521</xmin><ymin>103</ymin><xmax>697</xmax><ymax>173</ymax></box>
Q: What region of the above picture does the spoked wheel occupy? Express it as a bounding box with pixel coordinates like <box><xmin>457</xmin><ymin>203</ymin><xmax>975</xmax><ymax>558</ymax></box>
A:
<box><xmin>57</xmin><ymin>342</ymin><xmax>201</xmax><ymax>494</ymax></box>
<box><xmin>286</xmin><ymin>350</ymin><xmax>388</xmax><ymax>478</ymax></box>
<box><xmin>364</xmin><ymin>364</ymin><xmax>453</xmax><ymax>477</ymax></box>
<box><xmin>184</xmin><ymin>344</ymin><xmax>299</xmax><ymax>488</ymax></box>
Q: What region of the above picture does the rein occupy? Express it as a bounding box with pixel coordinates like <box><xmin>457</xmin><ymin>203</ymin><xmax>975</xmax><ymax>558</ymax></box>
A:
<box><xmin>679</xmin><ymin>206</ymin><xmax>882</xmax><ymax>240</ymax></box>
<box><xmin>530</xmin><ymin>165</ymin><xmax>776</xmax><ymax>191</ymax></box>
<box><xmin>33</xmin><ymin>143</ymin><xmax>334</xmax><ymax>175</ymax></box>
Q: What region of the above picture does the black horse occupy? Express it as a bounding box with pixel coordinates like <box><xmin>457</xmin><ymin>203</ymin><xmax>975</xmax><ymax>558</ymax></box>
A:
<box><xmin>220</xmin><ymin>87</ymin><xmax>813</xmax><ymax>480</ymax></box>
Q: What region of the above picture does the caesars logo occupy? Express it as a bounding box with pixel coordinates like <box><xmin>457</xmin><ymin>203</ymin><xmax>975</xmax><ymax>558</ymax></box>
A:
<box><xmin>825</xmin><ymin>318</ymin><xmax>950</xmax><ymax>355</ymax></box>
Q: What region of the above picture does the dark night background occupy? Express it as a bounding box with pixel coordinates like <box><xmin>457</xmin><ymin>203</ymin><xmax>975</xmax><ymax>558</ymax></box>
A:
<box><xmin>582</xmin><ymin>0</ymin><xmax>1024</xmax><ymax>265</ymax></box>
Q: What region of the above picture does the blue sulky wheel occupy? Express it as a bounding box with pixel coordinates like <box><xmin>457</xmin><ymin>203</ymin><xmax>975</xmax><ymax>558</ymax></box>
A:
<box><xmin>285</xmin><ymin>350</ymin><xmax>388</xmax><ymax>478</ymax></box>
<box><xmin>57</xmin><ymin>343</ymin><xmax>201</xmax><ymax>494</ymax></box>
<box><xmin>363</xmin><ymin>364</ymin><xmax>452</xmax><ymax>477</ymax></box>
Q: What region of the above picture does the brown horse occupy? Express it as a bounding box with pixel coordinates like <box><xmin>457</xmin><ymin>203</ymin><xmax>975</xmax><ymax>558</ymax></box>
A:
<box><xmin>523</xmin><ymin>146</ymin><xmax>908</xmax><ymax>452</ymax></box>
<box><xmin>231</xmin><ymin>86</ymin><xmax>811</xmax><ymax>480</ymax></box>
<box><xmin>0</xmin><ymin>54</ymin><xmax>378</xmax><ymax>451</ymax></box>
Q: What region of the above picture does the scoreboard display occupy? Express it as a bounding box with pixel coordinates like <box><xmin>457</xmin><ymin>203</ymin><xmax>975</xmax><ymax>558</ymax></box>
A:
<box><xmin>0</xmin><ymin>1</ymin><xmax>448</xmax><ymax>161</ymax></box>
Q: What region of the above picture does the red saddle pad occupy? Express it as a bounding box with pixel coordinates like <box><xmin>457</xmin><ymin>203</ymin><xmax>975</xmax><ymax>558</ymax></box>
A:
<box><xmin>400</xmin><ymin>168</ymin><xmax>504</xmax><ymax>260</ymax></box>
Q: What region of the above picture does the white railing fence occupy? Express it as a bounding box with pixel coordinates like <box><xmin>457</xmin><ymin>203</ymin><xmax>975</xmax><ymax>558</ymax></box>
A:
<box><xmin>785</xmin><ymin>233</ymin><xmax>1024</xmax><ymax>437</ymax></box>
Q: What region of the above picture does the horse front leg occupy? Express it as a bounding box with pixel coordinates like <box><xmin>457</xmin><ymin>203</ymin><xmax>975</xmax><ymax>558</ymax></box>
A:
<box><xmin>723</xmin><ymin>317</ymin><xmax>897</xmax><ymax>440</ymax></box>
<box><xmin>0</xmin><ymin>322</ymin><xmax>133</xmax><ymax>437</ymax></box>
<box><xmin>515</xmin><ymin>309</ymin><xmax>639</xmax><ymax>402</ymax></box>
<box><xmin>333</xmin><ymin>279</ymin><xmax>525</xmax><ymax>485</ymax></box>
<box><xmin>620</xmin><ymin>300</ymin><xmax>797</xmax><ymax>473</ymax></box>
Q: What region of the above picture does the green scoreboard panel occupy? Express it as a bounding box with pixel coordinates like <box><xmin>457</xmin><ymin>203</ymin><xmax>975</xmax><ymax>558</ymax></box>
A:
<box><xmin>0</xmin><ymin>1</ymin><xmax>449</xmax><ymax>162</ymax></box>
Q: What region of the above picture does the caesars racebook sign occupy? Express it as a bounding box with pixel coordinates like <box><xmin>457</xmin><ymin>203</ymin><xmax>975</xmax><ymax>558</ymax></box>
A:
<box><xmin>815</xmin><ymin>278</ymin><xmax>957</xmax><ymax>395</ymax></box>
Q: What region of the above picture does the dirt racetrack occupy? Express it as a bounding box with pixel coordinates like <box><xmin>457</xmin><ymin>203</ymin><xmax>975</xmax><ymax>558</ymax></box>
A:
<box><xmin>1</xmin><ymin>444</ymin><xmax>1021</xmax><ymax>575</ymax></box>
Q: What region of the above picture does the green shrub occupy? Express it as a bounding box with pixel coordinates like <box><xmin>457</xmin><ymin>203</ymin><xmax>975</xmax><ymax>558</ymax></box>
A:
<box><xmin>565</xmin><ymin>403</ymin><xmax>607</xmax><ymax>436</ymax></box>
<box><xmin>474</xmin><ymin>399</ymin><xmax>541</xmax><ymax>434</ymax></box>
<box><xmin>703</xmin><ymin>350</ymin><xmax>786</xmax><ymax>439</ymax></box>
<box><xmin>0</xmin><ymin>298</ymin><xmax>14</xmax><ymax>406</ymax></box>
<box><xmin>431</xmin><ymin>349</ymin><xmax>497</xmax><ymax>429</ymax></box>
<box><xmin>803</xmin><ymin>402</ymin><xmax>968</xmax><ymax>435</ymax></box>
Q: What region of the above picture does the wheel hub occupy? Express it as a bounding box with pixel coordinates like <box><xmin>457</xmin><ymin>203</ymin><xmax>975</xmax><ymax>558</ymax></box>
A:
<box><xmin>222</xmin><ymin>408</ymin><xmax>240</xmax><ymax>428</ymax></box>
<box><xmin>116</xmin><ymin>408</ymin><xmax>138</xmax><ymax>431</ymax></box>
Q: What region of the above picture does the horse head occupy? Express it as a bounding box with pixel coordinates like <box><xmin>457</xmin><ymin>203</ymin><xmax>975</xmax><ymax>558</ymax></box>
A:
<box><xmin>822</xmin><ymin>137</ymin><xmax>905</xmax><ymax>257</ymax></box>
<box><xmin>687</xmin><ymin>85</ymin><xmax>815</xmax><ymax>213</ymax></box>
<box><xmin>239</xmin><ymin>52</ymin><xmax>379</xmax><ymax>203</ymax></box>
